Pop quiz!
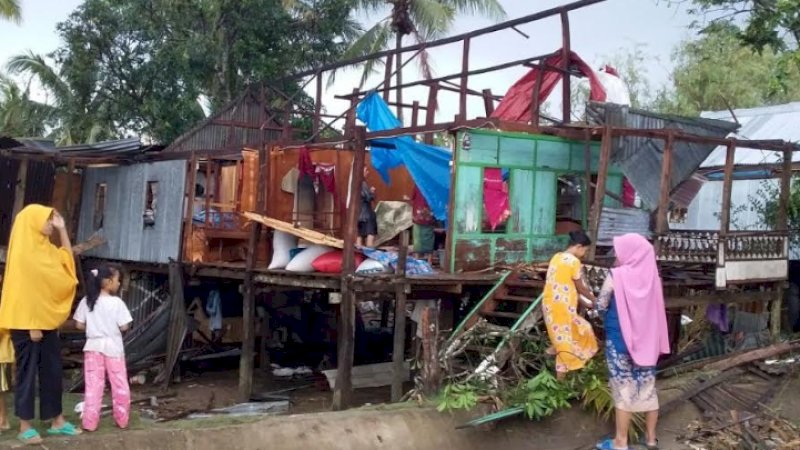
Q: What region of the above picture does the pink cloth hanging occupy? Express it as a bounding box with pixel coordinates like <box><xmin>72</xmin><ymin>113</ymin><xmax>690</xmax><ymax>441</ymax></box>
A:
<box><xmin>483</xmin><ymin>168</ymin><xmax>510</xmax><ymax>231</ymax></box>
<box><xmin>611</xmin><ymin>234</ymin><xmax>671</xmax><ymax>366</ymax></box>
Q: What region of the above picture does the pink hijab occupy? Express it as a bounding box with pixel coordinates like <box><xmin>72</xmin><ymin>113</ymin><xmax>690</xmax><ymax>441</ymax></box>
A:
<box><xmin>611</xmin><ymin>234</ymin><xmax>670</xmax><ymax>366</ymax></box>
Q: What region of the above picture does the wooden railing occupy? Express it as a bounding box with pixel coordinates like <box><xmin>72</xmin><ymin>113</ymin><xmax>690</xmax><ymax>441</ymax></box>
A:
<box><xmin>656</xmin><ymin>231</ymin><xmax>719</xmax><ymax>263</ymax></box>
<box><xmin>655</xmin><ymin>230</ymin><xmax>788</xmax><ymax>263</ymax></box>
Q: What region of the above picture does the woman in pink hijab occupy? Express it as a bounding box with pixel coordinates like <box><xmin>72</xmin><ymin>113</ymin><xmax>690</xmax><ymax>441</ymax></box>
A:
<box><xmin>594</xmin><ymin>234</ymin><xmax>670</xmax><ymax>450</ymax></box>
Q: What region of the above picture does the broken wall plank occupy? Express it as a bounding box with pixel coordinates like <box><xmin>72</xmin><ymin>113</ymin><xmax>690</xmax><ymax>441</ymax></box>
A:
<box><xmin>706</xmin><ymin>341</ymin><xmax>800</xmax><ymax>372</ymax></box>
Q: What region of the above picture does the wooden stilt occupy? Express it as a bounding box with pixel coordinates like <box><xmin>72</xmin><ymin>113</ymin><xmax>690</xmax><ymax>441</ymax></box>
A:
<box><xmin>391</xmin><ymin>229</ymin><xmax>409</xmax><ymax>402</ymax></box>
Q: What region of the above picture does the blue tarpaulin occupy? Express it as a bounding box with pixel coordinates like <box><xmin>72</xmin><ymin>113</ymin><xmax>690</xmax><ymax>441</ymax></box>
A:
<box><xmin>356</xmin><ymin>92</ymin><xmax>451</xmax><ymax>223</ymax></box>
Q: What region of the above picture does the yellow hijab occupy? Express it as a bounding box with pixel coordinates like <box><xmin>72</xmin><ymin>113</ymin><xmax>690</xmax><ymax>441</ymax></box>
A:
<box><xmin>0</xmin><ymin>204</ymin><xmax>77</xmax><ymax>334</ymax></box>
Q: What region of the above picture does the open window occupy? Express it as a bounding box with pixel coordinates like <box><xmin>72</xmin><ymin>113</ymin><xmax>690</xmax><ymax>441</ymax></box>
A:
<box><xmin>556</xmin><ymin>174</ymin><xmax>585</xmax><ymax>235</ymax></box>
<box><xmin>144</xmin><ymin>181</ymin><xmax>158</xmax><ymax>228</ymax></box>
<box><xmin>93</xmin><ymin>183</ymin><xmax>107</xmax><ymax>230</ymax></box>
<box><xmin>482</xmin><ymin>167</ymin><xmax>511</xmax><ymax>234</ymax></box>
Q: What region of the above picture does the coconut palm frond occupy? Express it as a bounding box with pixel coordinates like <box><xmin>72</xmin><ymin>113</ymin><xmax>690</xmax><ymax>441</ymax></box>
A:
<box><xmin>409</xmin><ymin>0</ymin><xmax>455</xmax><ymax>40</ymax></box>
<box><xmin>0</xmin><ymin>0</ymin><xmax>21</xmax><ymax>23</ymax></box>
<box><xmin>441</xmin><ymin>0</ymin><xmax>506</xmax><ymax>21</ymax></box>
<box><xmin>6</xmin><ymin>52</ymin><xmax>70</xmax><ymax>106</ymax></box>
<box><xmin>327</xmin><ymin>19</ymin><xmax>392</xmax><ymax>88</ymax></box>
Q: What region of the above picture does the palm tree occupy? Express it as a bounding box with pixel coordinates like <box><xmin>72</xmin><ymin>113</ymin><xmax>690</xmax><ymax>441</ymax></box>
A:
<box><xmin>338</xmin><ymin>0</ymin><xmax>506</xmax><ymax>86</ymax></box>
<box><xmin>0</xmin><ymin>73</ymin><xmax>55</xmax><ymax>137</ymax></box>
<box><xmin>6</xmin><ymin>51</ymin><xmax>114</xmax><ymax>144</ymax></box>
<box><xmin>0</xmin><ymin>0</ymin><xmax>20</xmax><ymax>23</ymax></box>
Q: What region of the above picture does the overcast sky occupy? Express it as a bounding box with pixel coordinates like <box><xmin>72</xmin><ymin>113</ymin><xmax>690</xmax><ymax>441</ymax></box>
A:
<box><xmin>0</xmin><ymin>0</ymin><xmax>695</xmax><ymax>128</ymax></box>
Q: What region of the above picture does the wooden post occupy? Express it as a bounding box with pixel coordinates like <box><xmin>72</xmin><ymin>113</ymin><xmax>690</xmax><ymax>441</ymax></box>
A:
<box><xmin>259</xmin><ymin>304</ymin><xmax>271</xmax><ymax>373</ymax></box>
<box><xmin>11</xmin><ymin>158</ymin><xmax>28</xmax><ymax>218</ymax></box>
<box><xmin>420</xmin><ymin>305</ymin><xmax>441</xmax><ymax>397</ymax></box>
<box><xmin>482</xmin><ymin>89</ymin><xmax>494</xmax><ymax>116</ymax></box>
<box><xmin>588</xmin><ymin>127</ymin><xmax>612</xmax><ymax>259</ymax></box>
<box><xmin>183</xmin><ymin>155</ymin><xmax>198</xmax><ymax>261</ymax></box>
<box><xmin>656</xmin><ymin>132</ymin><xmax>674</xmax><ymax>236</ymax></box>
<box><xmin>239</xmin><ymin>147</ymin><xmax>267</xmax><ymax>402</ymax></box>
<box><xmin>411</xmin><ymin>101</ymin><xmax>420</xmax><ymax>128</ymax></box>
<box><xmin>459</xmin><ymin>37</ymin><xmax>470</xmax><ymax>121</ymax></box>
<box><xmin>204</xmin><ymin>158</ymin><xmax>212</xmax><ymax>226</ymax></box>
<box><xmin>719</xmin><ymin>142</ymin><xmax>736</xmax><ymax>235</ymax></box>
<box><xmin>423</xmin><ymin>85</ymin><xmax>439</xmax><ymax>145</ymax></box>
<box><xmin>531</xmin><ymin>65</ymin><xmax>545</xmax><ymax>128</ymax></box>
<box><xmin>63</xmin><ymin>159</ymin><xmax>76</xmax><ymax>230</ymax></box>
<box><xmin>333</xmin><ymin>126</ymin><xmax>367</xmax><ymax>410</ymax></box>
<box><xmin>560</xmin><ymin>11</ymin><xmax>571</xmax><ymax>123</ymax></box>
<box><xmin>313</xmin><ymin>72</ymin><xmax>323</xmax><ymax>139</ymax></box>
<box><xmin>583</xmin><ymin>130</ymin><xmax>593</xmax><ymax>233</ymax></box>
<box><xmin>383</xmin><ymin>55</ymin><xmax>394</xmax><ymax>101</ymax></box>
<box><xmin>345</xmin><ymin>88</ymin><xmax>360</xmax><ymax>140</ymax></box>
<box><xmin>391</xmin><ymin>229</ymin><xmax>410</xmax><ymax>402</ymax></box>
<box><xmin>772</xmin><ymin>147</ymin><xmax>794</xmax><ymax>338</ymax></box>
<box><xmin>395</xmin><ymin>34</ymin><xmax>404</xmax><ymax>123</ymax></box>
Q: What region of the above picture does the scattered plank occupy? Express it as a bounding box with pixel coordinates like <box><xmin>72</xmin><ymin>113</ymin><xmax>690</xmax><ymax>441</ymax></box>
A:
<box><xmin>242</xmin><ymin>212</ymin><xmax>344</xmax><ymax>249</ymax></box>
<box><xmin>706</xmin><ymin>341</ymin><xmax>800</xmax><ymax>372</ymax></box>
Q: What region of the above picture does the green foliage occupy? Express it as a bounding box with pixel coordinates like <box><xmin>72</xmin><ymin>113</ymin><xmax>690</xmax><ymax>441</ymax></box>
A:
<box><xmin>437</xmin><ymin>382</ymin><xmax>481</xmax><ymax>412</ymax></box>
<box><xmin>506</xmin><ymin>371</ymin><xmax>574</xmax><ymax>420</ymax></box>
<box><xmin>27</xmin><ymin>0</ymin><xmax>358</xmax><ymax>144</ymax></box>
<box><xmin>0</xmin><ymin>0</ymin><xmax>20</xmax><ymax>23</ymax></box>
<box><xmin>0</xmin><ymin>74</ymin><xmax>55</xmax><ymax>137</ymax></box>
<box><xmin>747</xmin><ymin>174</ymin><xmax>800</xmax><ymax>247</ymax></box>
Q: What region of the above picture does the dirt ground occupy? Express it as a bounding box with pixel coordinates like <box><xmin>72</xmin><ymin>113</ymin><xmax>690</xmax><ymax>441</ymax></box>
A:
<box><xmin>0</xmin><ymin>369</ymin><xmax>797</xmax><ymax>448</ymax></box>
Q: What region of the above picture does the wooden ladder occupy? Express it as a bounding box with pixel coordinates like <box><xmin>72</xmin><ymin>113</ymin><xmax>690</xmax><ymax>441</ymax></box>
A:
<box><xmin>443</xmin><ymin>270</ymin><xmax>545</xmax><ymax>379</ymax></box>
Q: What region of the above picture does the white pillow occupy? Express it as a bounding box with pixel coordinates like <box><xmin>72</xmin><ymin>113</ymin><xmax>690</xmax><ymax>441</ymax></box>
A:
<box><xmin>285</xmin><ymin>244</ymin><xmax>334</xmax><ymax>272</ymax></box>
<box><xmin>356</xmin><ymin>258</ymin><xmax>389</xmax><ymax>274</ymax></box>
<box><xmin>268</xmin><ymin>231</ymin><xmax>298</xmax><ymax>270</ymax></box>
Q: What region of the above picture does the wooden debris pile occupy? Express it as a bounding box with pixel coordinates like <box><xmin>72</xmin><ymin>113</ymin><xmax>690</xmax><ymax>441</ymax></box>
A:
<box><xmin>659</xmin><ymin>341</ymin><xmax>800</xmax><ymax>450</ymax></box>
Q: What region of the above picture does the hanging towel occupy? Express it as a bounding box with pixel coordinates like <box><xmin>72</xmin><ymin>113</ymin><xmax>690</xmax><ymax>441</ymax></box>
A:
<box><xmin>483</xmin><ymin>168</ymin><xmax>510</xmax><ymax>231</ymax></box>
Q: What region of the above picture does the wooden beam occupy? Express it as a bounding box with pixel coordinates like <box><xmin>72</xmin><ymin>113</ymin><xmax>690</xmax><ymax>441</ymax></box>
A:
<box><xmin>719</xmin><ymin>142</ymin><xmax>736</xmax><ymax>235</ymax></box>
<box><xmin>459</xmin><ymin>37</ymin><xmax>470</xmax><ymax>121</ymax></box>
<box><xmin>411</xmin><ymin>101</ymin><xmax>420</xmax><ymax>128</ymax></box>
<box><xmin>560</xmin><ymin>11</ymin><xmax>571</xmax><ymax>123</ymax></box>
<box><xmin>395</xmin><ymin>34</ymin><xmax>404</xmax><ymax>123</ymax></box>
<box><xmin>588</xmin><ymin>127</ymin><xmax>612</xmax><ymax>259</ymax></box>
<box><xmin>391</xmin><ymin>230</ymin><xmax>410</xmax><ymax>402</ymax></box>
<box><xmin>656</xmin><ymin>132</ymin><xmax>674</xmax><ymax>236</ymax></box>
<box><xmin>383</xmin><ymin>54</ymin><xmax>394</xmax><ymax>101</ymax></box>
<box><xmin>63</xmin><ymin>159</ymin><xmax>76</xmax><ymax>231</ymax></box>
<box><xmin>313</xmin><ymin>73</ymin><xmax>323</xmax><ymax>139</ymax></box>
<box><xmin>420</xmin><ymin>305</ymin><xmax>441</xmax><ymax>396</ymax></box>
<box><xmin>239</xmin><ymin>146</ymin><xmax>267</xmax><ymax>401</ymax></box>
<box><xmin>665</xmin><ymin>290</ymin><xmax>775</xmax><ymax>309</ymax></box>
<box><xmin>423</xmin><ymin>85</ymin><xmax>439</xmax><ymax>145</ymax></box>
<box><xmin>11</xmin><ymin>158</ymin><xmax>28</xmax><ymax>218</ymax></box>
<box><xmin>531</xmin><ymin>63</ymin><xmax>545</xmax><ymax>127</ymax></box>
<box><xmin>772</xmin><ymin>146</ymin><xmax>794</xmax><ymax>338</ymax></box>
<box><xmin>482</xmin><ymin>89</ymin><xmax>495</xmax><ymax>116</ymax></box>
<box><xmin>333</xmin><ymin>126</ymin><xmax>366</xmax><ymax>411</ymax></box>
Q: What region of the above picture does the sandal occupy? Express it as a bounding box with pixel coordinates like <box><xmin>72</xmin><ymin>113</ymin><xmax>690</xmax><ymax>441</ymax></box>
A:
<box><xmin>17</xmin><ymin>429</ymin><xmax>43</xmax><ymax>445</ymax></box>
<box><xmin>642</xmin><ymin>439</ymin><xmax>659</xmax><ymax>450</ymax></box>
<box><xmin>47</xmin><ymin>421</ymin><xmax>82</xmax><ymax>436</ymax></box>
<box><xmin>595</xmin><ymin>438</ymin><xmax>631</xmax><ymax>450</ymax></box>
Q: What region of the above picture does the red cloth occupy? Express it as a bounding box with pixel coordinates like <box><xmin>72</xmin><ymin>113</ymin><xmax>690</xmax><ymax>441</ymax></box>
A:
<box><xmin>622</xmin><ymin>178</ymin><xmax>636</xmax><ymax>208</ymax></box>
<box><xmin>603</xmin><ymin>65</ymin><xmax>619</xmax><ymax>77</ymax></box>
<box><xmin>297</xmin><ymin>148</ymin><xmax>338</xmax><ymax>202</ymax></box>
<box><xmin>315</xmin><ymin>163</ymin><xmax>337</xmax><ymax>198</ymax></box>
<box><xmin>298</xmin><ymin>147</ymin><xmax>315</xmax><ymax>178</ymax></box>
<box><xmin>491</xmin><ymin>49</ymin><xmax>606</xmax><ymax>122</ymax></box>
<box><xmin>483</xmin><ymin>168</ymin><xmax>510</xmax><ymax>231</ymax></box>
<box><xmin>411</xmin><ymin>186</ymin><xmax>434</xmax><ymax>226</ymax></box>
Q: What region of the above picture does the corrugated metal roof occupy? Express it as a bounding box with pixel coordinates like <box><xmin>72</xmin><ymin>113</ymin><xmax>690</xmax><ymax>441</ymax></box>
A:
<box><xmin>701</xmin><ymin>102</ymin><xmax>800</xmax><ymax>167</ymax></box>
<box><xmin>586</xmin><ymin>102</ymin><xmax>739</xmax><ymax>210</ymax></box>
<box><xmin>1</xmin><ymin>136</ymin><xmax>160</xmax><ymax>158</ymax></box>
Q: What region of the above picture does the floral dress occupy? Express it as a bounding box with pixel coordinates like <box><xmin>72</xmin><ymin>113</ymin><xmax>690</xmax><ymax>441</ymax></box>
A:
<box><xmin>597</xmin><ymin>277</ymin><xmax>659</xmax><ymax>412</ymax></box>
<box><xmin>542</xmin><ymin>252</ymin><xmax>598</xmax><ymax>373</ymax></box>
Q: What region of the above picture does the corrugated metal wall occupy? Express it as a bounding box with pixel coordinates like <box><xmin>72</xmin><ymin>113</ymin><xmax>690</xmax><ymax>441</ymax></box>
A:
<box><xmin>77</xmin><ymin>160</ymin><xmax>187</xmax><ymax>263</ymax></box>
<box><xmin>670</xmin><ymin>178</ymin><xmax>799</xmax><ymax>259</ymax></box>
<box><xmin>165</xmin><ymin>92</ymin><xmax>281</xmax><ymax>154</ymax></box>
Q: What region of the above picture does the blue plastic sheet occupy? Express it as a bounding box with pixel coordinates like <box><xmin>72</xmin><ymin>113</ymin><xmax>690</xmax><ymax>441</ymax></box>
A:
<box><xmin>356</xmin><ymin>92</ymin><xmax>451</xmax><ymax>223</ymax></box>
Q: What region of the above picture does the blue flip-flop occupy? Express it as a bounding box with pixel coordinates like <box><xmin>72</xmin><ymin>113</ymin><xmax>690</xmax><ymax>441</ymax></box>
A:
<box><xmin>47</xmin><ymin>421</ymin><xmax>82</xmax><ymax>436</ymax></box>
<box><xmin>17</xmin><ymin>428</ymin><xmax>43</xmax><ymax>445</ymax></box>
<box><xmin>595</xmin><ymin>438</ymin><xmax>631</xmax><ymax>450</ymax></box>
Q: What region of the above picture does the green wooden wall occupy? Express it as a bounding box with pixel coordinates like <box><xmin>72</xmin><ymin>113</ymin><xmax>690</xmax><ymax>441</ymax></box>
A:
<box><xmin>449</xmin><ymin>129</ymin><xmax>623</xmax><ymax>272</ymax></box>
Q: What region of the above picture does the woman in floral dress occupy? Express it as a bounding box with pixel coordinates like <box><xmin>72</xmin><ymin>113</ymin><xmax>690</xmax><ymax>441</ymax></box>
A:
<box><xmin>542</xmin><ymin>230</ymin><xmax>598</xmax><ymax>380</ymax></box>
<box><xmin>594</xmin><ymin>234</ymin><xmax>670</xmax><ymax>450</ymax></box>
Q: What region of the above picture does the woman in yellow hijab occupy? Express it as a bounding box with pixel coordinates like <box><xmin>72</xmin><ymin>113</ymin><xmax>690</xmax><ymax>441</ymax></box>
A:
<box><xmin>0</xmin><ymin>205</ymin><xmax>81</xmax><ymax>443</ymax></box>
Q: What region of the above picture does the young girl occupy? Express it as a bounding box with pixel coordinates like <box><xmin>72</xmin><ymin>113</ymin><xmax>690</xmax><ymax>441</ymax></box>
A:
<box><xmin>73</xmin><ymin>265</ymin><xmax>133</xmax><ymax>432</ymax></box>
